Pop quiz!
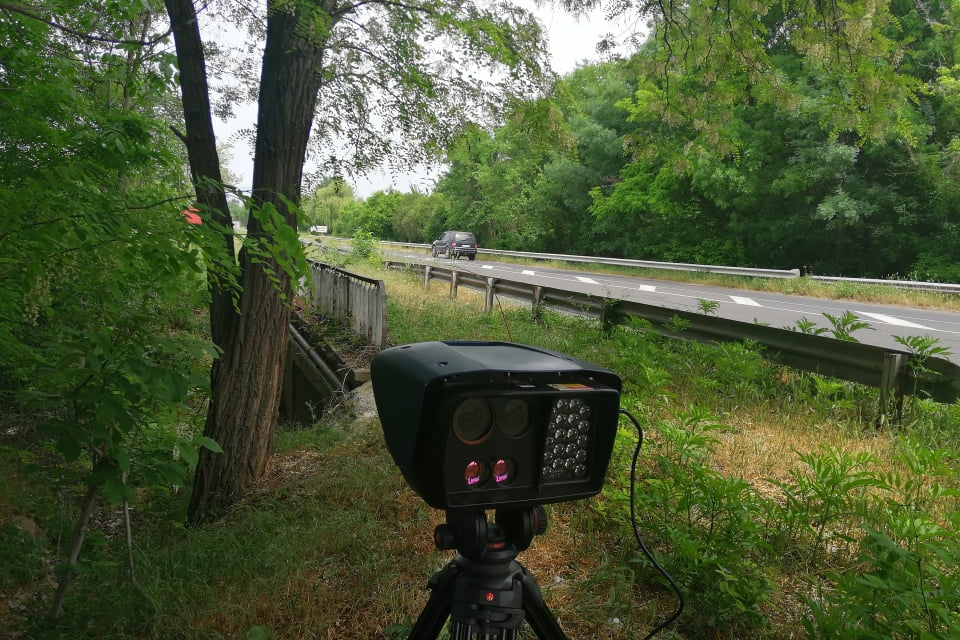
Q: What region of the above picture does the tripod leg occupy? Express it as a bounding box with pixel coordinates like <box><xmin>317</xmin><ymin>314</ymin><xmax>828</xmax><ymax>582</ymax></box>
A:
<box><xmin>406</xmin><ymin>561</ymin><xmax>460</xmax><ymax>640</ymax></box>
<box><xmin>518</xmin><ymin>567</ymin><xmax>570</xmax><ymax>640</ymax></box>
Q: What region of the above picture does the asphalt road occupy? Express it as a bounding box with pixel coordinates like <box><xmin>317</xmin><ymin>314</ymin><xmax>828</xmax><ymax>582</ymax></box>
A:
<box><xmin>405</xmin><ymin>252</ymin><xmax>960</xmax><ymax>361</ymax></box>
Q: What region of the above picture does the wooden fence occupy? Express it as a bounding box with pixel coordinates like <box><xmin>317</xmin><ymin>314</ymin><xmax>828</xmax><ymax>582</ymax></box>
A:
<box><xmin>302</xmin><ymin>260</ymin><xmax>388</xmax><ymax>348</ymax></box>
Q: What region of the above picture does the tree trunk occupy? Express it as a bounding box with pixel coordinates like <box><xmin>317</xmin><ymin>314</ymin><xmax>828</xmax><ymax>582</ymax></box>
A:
<box><xmin>186</xmin><ymin>0</ymin><xmax>328</xmax><ymax>524</ymax></box>
<box><xmin>49</xmin><ymin>485</ymin><xmax>99</xmax><ymax>618</ymax></box>
<box><xmin>164</xmin><ymin>0</ymin><xmax>238</xmax><ymax>351</ymax></box>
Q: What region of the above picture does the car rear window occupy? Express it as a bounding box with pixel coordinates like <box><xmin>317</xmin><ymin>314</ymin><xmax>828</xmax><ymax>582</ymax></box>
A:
<box><xmin>454</xmin><ymin>233</ymin><xmax>475</xmax><ymax>243</ymax></box>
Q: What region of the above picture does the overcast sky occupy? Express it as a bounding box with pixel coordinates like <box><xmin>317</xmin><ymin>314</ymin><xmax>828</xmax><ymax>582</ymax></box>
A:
<box><xmin>215</xmin><ymin>3</ymin><xmax>628</xmax><ymax>198</ymax></box>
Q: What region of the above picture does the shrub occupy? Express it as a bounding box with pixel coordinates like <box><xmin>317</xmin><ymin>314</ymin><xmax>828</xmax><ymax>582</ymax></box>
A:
<box><xmin>803</xmin><ymin>526</ymin><xmax>960</xmax><ymax>640</ymax></box>
<box><xmin>603</xmin><ymin>408</ymin><xmax>774</xmax><ymax>636</ymax></box>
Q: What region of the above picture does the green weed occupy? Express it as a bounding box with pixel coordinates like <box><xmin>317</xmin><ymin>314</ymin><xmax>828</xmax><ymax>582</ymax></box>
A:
<box><xmin>803</xmin><ymin>526</ymin><xmax>960</xmax><ymax>640</ymax></box>
<box><xmin>822</xmin><ymin>310</ymin><xmax>874</xmax><ymax>342</ymax></box>
<box><xmin>767</xmin><ymin>448</ymin><xmax>884</xmax><ymax>568</ymax></box>
<box><xmin>603</xmin><ymin>409</ymin><xmax>774</xmax><ymax>636</ymax></box>
<box><xmin>696</xmin><ymin>298</ymin><xmax>720</xmax><ymax>315</ymax></box>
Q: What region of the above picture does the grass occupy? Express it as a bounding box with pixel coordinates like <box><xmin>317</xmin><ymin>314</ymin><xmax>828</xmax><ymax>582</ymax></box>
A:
<box><xmin>3</xmin><ymin>260</ymin><xmax>960</xmax><ymax>639</ymax></box>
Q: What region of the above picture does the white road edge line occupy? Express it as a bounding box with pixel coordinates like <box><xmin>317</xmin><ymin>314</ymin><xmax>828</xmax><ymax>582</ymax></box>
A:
<box><xmin>858</xmin><ymin>312</ymin><xmax>933</xmax><ymax>330</ymax></box>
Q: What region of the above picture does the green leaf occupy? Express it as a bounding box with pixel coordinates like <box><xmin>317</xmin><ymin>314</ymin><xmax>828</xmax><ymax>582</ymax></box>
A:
<box><xmin>56</xmin><ymin>436</ymin><xmax>84</xmax><ymax>463</ymax></box>
<box><xmin>102</xmin><ymin>476</ymin><xmax>135</xmax><ymax>505</ymax></box>
<box><xmin>178</xmin><ymin>442</ymin><xmax>199</xmax><ymax>468</ymax></box>
<box><xmin>197</xmin><ymin>436</ymin><xmax>223</xmax><ymax>454</ymax></box>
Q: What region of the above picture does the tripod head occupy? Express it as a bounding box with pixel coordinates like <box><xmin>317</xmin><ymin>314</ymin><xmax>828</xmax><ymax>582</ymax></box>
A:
<box><xmin>434</xmin><ymin>507</ymin><xmax>548</xmax><ymax>563</ymax></box>
<box><xmin>407</xmin><ymin>507</ymin><xmax>565</xmax><ymax>640</ymax></box>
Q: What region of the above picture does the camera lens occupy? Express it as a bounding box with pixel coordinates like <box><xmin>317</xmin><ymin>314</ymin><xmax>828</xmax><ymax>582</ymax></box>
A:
<box><xmin>499</xmin><ymin>398</ymin><xmax>530</xmax><ymax>437</ymax></box>
<box><xmin>452</xmin><ymin>398</ymin><xmax>493</xmax><ymax>443</ymax></box>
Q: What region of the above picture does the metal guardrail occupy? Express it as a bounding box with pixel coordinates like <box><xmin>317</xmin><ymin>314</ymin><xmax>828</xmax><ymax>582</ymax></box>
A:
<box><xmin>808</xmin><ymin>274</ymin><xmax>960</xmax><ymax>294</ymax></box>
<box><xmin>380</xmin><ymin>241</ymin><xmax>799</xmax><ymax>279</ymax></box>
<box><xmin>386</xmin><ymin>260</ymin><xmax>960</xmax><ymax>405</ymax></box>
<box><xmin>300</xmin><ymin>238</ymin><xmax>960</xmax><ymax>402</ymax></box>
<box><xmin>378</xmin><ymin>240</ymin><xmax>960</xmax><ymax>294</ymax></box>
<box><xmin>281</xmin><ymin>322</ymin><xmax>345</xmax><ymax>423</ymax></box>
<box><xmin>288</xmin><ymin>323</ymin><xmax>344</xmax><ymax>393</ymax></box>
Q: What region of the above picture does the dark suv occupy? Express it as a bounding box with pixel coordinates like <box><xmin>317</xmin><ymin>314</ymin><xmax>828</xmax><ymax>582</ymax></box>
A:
<box><xmin>431</xmin><ymin>230</ymin><xmax>478</xmax><ymax>260</ymax></box>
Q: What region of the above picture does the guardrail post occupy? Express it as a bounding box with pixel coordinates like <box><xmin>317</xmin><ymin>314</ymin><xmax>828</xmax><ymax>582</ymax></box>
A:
<box><xmin>879</xmin><ymin>352</ymin><xmax>907</xmax><ymax>423</ymax></box>
<box><xmin>485</xmin><ymin>278</ymin><xmax>496</xmax><ymax>312</ymax></box>
<box><xmin>450</xmin><ymin>271</ymin><xmax>459</xmax><ymax>299</ymax></box>
<box><xmin>423</xmin><ymin>265</ymin><xmax>432</xmax><ymax>289</ymax></box>
<box><xmin>532</xmin><ymin>286</ymin><xmax>543</xmax><ymax>323</ymax></box>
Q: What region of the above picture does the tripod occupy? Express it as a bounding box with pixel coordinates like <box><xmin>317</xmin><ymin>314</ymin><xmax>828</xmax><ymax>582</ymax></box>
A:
<box><xmin>406</xmin><ymin>507</ymin><xmax>570</xmax><ymax>640</ymax></box>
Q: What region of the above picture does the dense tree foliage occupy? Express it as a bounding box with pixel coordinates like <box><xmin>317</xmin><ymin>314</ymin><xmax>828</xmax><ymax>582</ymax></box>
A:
<box><xmin>301</xmin><ymin>177</ymin><xmax>355</xmax><ymax>230</ymax></box>
<box><xmin>327</xmin><ymin>189</ymin><xmax>448</xmax><ymax>242</ymax></box>
<box><xmin>332</xmin><ymin>0</ymin><xmax>960</xmax><ymax>280</ymax></box>
<box><xmin>1</xmin><ymin>1</ymin><xmax>219</xmax><ymax>613</ymax></box>
<box><xmin>592</xmin><ymin>0</ymin><xmax>960</xmax><ymax>277</ymax></box>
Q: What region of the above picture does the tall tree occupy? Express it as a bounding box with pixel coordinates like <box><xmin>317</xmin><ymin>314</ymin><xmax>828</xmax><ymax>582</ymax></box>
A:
<box><xmin>164</xmin><ymin>0</ymin><xmax>550</xmax><ymax>523</ymax></box>
<box><xmin>584</xmin><ymin>0</ymin><xmax>960</xmax><ymax>275</ymax></box>
<box><xmin>432</xmin><ymin>61</ymin><xmax>636</xmax><ymax>254</ymax></box>
<box><xmin>301</xmin><ymin>177</ymin><xmax>355</xmax><ymax>230</ymax></box>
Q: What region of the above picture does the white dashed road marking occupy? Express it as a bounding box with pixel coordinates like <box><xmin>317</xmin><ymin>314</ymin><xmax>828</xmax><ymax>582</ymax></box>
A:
<box><xmin>858</xmin><ymin>312</ymin><xmax>933</xmax><ymax>330</ymax></box>
<box><xmin>481</xmin><ymin>265</ymin><xmax>493</xmax><ymax>269</ymax></box>
<box><xmin>637</xmin><ymin>285</ymin><xmax>657</xmax><ymax>292</ymax></box>
<box><xmin>522</xmin><ymin>270</ymin><xmax>535</xmax><ymax>276</ymax></box>
<box><xmin>577</xmin><ymin>276</ymin><xmax>599</xmax><ymax>284</ymax></box>
<box><xmin>731</xmin><ymin>296</ymin><xmax>761</xmax><ymax>307</ymax></box>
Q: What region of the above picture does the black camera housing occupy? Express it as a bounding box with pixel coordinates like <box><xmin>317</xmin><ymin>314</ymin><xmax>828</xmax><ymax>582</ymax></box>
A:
<box><xmin>371</xmin><ymin>341</ymin><xmax>622</xmax><ymax>510</ymax></box>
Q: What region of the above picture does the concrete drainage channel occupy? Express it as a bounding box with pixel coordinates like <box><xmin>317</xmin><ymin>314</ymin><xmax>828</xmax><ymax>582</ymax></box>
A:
<box><xmin>280</xmin><ymin>321</ymin><xmax>372</xmax><ymax>424</ymax></box>
<box><xmin>279</xmin><ymin>260</ymin><xmax>389</xmax><ymax>424</ymax></box>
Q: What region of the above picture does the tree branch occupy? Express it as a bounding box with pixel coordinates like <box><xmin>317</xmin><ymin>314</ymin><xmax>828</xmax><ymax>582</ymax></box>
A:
<box><xmin>332</xmin><ymin>0</ymin><xmax>438</xmax><ymax>19</ymax></box>
<box><xmin>0</xmin><ymin>2</ymin><xmax>173</xmax><ymax>46</ymax></box>
<box><xmin>170</xmin><ymin>124</ymin><xmax>188</xmax><ymax>144</ymax></box>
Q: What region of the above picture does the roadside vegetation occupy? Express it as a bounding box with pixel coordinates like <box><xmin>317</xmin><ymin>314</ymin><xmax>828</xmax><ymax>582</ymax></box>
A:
<box><xmin>4</xmin><ymin>260</ymin><xmax>959</xmax><ymax>639</ymax></box>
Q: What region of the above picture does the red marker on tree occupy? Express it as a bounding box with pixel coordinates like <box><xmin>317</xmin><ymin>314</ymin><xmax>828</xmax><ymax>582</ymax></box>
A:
<box><xmin>181</xmin><ymin>206</ymin><xmax>202</xmax><ymax>225</ymax></box>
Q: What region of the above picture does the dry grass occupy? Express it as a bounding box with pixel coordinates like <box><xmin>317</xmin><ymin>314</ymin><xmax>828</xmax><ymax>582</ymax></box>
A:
<box><xmin>711</xmin><ymin>405</ymin><xmax>891</xmax><ymax>487</ymax></box>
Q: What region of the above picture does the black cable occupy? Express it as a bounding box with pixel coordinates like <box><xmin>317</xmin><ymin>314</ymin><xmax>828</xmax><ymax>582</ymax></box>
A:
<box><xmin>619</xmin><ymin>408</ymin><xmax>685</xmax><ymax>640</ymax></box>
